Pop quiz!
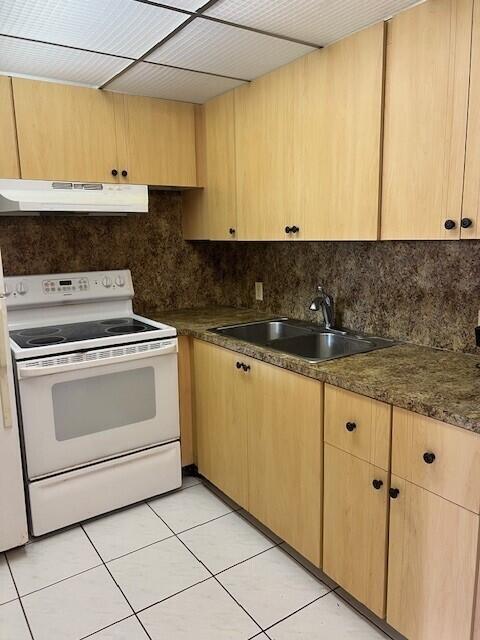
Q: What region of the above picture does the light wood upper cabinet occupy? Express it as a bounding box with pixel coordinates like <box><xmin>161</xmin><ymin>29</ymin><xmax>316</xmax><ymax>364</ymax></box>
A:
<box><xmin>0</xmin><ymin>77</ymin><xmax>20</xmax><ymax>179</ymax></box>
<box><xmin>301</xmin><ymin>22</ymin><xmax>385</xmax><ymax>240</ymax></box>
<box><xmin>381</xmin><ymin>0</ymin><xmax>473</xmax><ymax>240</ymax></box>
<box><xmin>13</xmin><ymin>78</ymin><xmax>120</xmax><ymax>183</ymax></box>
<box><xmin>387</xmin><ymin>476</ymin><xmax>479</xmax><ymax>640</ymax></box>
<box><xmin>462</xmin><ymin>0</ymin><xmax>480</xmax><ymax>239</ymax></box>
<box><xmin>247</xmin><ymin>356</ymin><xmax>322</xmax><ymax>566</ymax></box>
<box><xmin>192</xmin><ymin>340</ymin><xmax>248</xmax><ymax>508</ymax></box>
<box><xmin>323</xmin><ymin>444</ymin><xmax>389</xmax><ymax>617</ymax></box>
<box><xmin>183</xmin><ymin>92</ymin><xmax>237</xmax><ymax>239</ymax></box>
<box><xmin>117</xmin><ymin>93</ymin><xmax>196</xmax><ymax>187</ymax></box>
<box><xmin>234</xmin><ymin>58</ymin><xmax>304</xmax><ymax>240</ymax></box>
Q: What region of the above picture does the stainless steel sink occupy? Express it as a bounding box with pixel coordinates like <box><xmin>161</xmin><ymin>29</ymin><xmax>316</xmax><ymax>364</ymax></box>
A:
<box><xmin>210</xmin><ymin>319</ymin><xmax>394</xmax><ymax>363</ymax></box>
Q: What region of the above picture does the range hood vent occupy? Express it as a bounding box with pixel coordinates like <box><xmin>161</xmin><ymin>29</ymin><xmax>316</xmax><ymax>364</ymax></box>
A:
<box><xmin>0</xmin><ymin>180</ymin><xmax>148</xmax><ymax>215</ymax></box>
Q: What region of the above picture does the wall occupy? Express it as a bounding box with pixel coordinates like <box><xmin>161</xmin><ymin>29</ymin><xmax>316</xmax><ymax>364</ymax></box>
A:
<box><xmin>1</xmin><ymin>190</ymin><xmax>478</xmax><ymax>353</ymax></box>
<box><xmin>221</xmin><ymin>240</ymin><xmax>480</xmax><ymax>353</ymax></box>
<box><xmin>0</xmin><ymin>191</ymin><xmax>231</xmax><ymax>314</ymax></box>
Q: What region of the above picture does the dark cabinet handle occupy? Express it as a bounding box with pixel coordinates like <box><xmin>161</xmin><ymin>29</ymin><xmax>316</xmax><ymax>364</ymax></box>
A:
<box><xmin>345</xmin><ymin>421</ymin><xmax>357</xmax><ymax>432</ymax></box>
<box><xmin>121</xmin><ymin>170</ymin><xmax>128</xmax><ymax>177</ymax></box>
<box><xmin>461</xmin><ymin>218</ymin><xmax>473</xmax><ymax>228</ymax></box>
<box><xmin>444</xmin><ymin>219</ymin><xmax>456</xmax><ymax>230</ymax></box>
<box><xmin>372</xmin><ymin>479</ymin><xmax>383</xmax><ymax>490</ymax></box>
<box><xmin>389</xmin><ymin>487</ymin><xmax>400</xmax><ymax>499</ymax></box>
<box><xmin>423</xmin><ymin>451</ymin><xmax>436</xmax><ymax>464</ymax></box>
<box><xmin>111</xmin><ymin>169</ymin><xmax>118</xmax><ymax>176</ymax></box>
<box><xmin>291</xmin><ymin>226</ymin><xmax>299</xmax><ymax>234</ymax></box>
<box><xmin>229</xmin><ymin>228</ymin><xmax>236</xmax><ymax>235</ymax></box>
<box><xmin>285</xmin><ymin>226</ymin><xmax>292</xmax><ymax>233</ymax></box>
<box><xmin>241</xmin><ymin>363</ymin><xmax>251</xmax><ymax>372</ymax></box>
<box><xmin>236</xmin><ymin>361</ymin><xmax>242</xmax><ymax>369</ymax></box>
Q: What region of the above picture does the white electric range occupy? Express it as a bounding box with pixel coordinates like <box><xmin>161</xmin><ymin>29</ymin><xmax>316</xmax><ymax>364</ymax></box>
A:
<box><xmin>6</xmin><ymin>269</ymin><xmax>181</xmax><ymax>536</ymax></box>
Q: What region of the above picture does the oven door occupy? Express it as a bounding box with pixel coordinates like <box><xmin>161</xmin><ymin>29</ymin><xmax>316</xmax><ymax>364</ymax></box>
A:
<box><xmin>16</xmin><ymin>339</ymin><xmax>179</xmax><ymax>479</ymax></box>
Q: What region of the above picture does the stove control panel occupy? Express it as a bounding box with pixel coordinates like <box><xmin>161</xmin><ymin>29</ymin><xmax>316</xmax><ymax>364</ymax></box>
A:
<box><xmin>5</xmin><ymin>270</ymin><xmax>134</xmax><ymax>309</ymax></box>
<box><xmin>43</xmin><ymin>277</ymin><xmax>89</xmax><ymax>294</ymax></box>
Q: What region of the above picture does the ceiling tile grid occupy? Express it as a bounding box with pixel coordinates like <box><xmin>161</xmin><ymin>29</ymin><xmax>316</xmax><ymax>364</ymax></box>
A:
<box><xmin>146</xmin><ymin>18</ymin><xmax>315</xmax><ymax>80</ymax></box>
<box><xmin>0</xmin><ymin>0</ymin><xmax>189</xmax><ymax>58</ymax></box>
<box><xmin>0</xmin><ymin>36</ymin><xmax>128</xmax><ymax>87</ymax></box>
<box><xmin>108</xmin><ymin>61</ymin><xmax>245</xmax><ymax>103</ymax></box>
<box><xmin>149</xmin><ymin>0</ymin><xmax>208</xmax><ymax>10</ymax></box>
<box><xmin>205</xmin><ymin>0</ymin><xmax>423</xmax><ymax>46</ymax></box>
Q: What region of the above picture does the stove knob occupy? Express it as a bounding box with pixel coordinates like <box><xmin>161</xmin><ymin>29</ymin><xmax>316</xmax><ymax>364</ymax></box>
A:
<box><xmin>102</xmin><ymin>276</ymin><xmax>112</xmax><ymax>288</ymax></box>
<box><xmin>16</xmin><ymin>281</ymin><xmax>28</xmax><ymax>295</ymax></box>
<box><xmin>115</xmin><ymin>275</ymin><xmax>125</xmax><ymax>287</ymax></box>
<box><xmin>3</xmin><ymin>282</ymin><xmax>11</xmax><ymax>297</ymax></box>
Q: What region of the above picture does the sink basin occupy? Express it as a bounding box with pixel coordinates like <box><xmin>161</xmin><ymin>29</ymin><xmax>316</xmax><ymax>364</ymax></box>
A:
<box><xmin>210</xmin><ymin>319</ymin><xmax>394</xmax><ymax>363</ymax></box>
<box><xmin>214</xmin><ymin>320</ymin><xmax>312</xmax><ymax>343</ymax></box>
<box><xmin>272</xmin><ymin>332</ymin><xmax>375</xmax><ymax>361</ymax></box>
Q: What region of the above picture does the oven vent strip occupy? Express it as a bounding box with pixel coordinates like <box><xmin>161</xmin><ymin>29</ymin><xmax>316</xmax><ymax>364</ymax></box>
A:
<box><xmin>19</xmin><ymin>339</ymin><xmax>176</xmax><ymax>369</ymax></box>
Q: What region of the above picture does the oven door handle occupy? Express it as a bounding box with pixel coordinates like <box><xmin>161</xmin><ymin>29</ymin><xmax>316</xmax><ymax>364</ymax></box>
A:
<box><xmin>17</xmin><ymin>340</ymin><xmax>177</xmax><ymax>379</ymax></box>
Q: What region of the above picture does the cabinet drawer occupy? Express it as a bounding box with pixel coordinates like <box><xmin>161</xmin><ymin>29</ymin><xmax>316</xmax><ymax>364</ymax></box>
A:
<box><xmin>392</xmin><ymin>408</ymin><xmax>480</xmax><ymax>513</ymax></box>
<box><xmin>324</xmin><ymin>385</ymin><xmax>391</xmax><ymax>469</ymax></box>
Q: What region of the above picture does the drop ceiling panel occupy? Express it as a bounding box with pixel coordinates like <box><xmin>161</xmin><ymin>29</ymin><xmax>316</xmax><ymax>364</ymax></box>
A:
<box><xmin>0</xmin><ymin>0</ymin><xmax>189</xmax><ymax>58</ymax></box>
<box><xmin>108</xmin><ymin>62</ymin><xmax>245</xmax><ymax>103</ymax></box>
<box><xmin>150</xmin><ymin>0</ymin><xmax>208</xmax><ymax>9</ymax></box>
<box><xmin>0</xmin><ymin>36</ymin><xmax>128</xmax><ymax>87</ymax></box>
<box><xmin>206</xmin><ymin>0</ymin><xmax>423</xmax><ymax>45</ymax></box>
<box><xmin>147</xmin><ymin>19</ymin><xmax>315</xmax><ymax>80</ymax></box>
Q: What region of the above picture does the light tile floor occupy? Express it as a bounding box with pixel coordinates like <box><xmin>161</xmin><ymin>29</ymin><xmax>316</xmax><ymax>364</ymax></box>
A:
<box><xmin>0</xmin><ymin>476</ymin><xmax>399</xmax><ymax>640</ymax></box>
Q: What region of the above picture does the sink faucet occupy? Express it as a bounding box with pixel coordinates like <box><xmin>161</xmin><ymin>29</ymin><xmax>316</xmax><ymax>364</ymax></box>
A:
<box><xmin>309</xmin><ymin>286</ymin><xmax>334</xmax><ymax>329</ymax></box>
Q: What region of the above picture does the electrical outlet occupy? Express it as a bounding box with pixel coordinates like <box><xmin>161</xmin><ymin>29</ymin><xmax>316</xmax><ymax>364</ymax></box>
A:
<box><xmin>255</xmin><ymin>281</ymin><xmax>264</xmax><ymax>302</ymax></box>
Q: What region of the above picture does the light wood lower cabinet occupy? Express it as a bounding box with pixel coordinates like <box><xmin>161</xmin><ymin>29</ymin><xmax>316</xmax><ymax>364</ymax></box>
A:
<box><xmin>247</xmin><ymin>356</ymin><xmax>322</xmax><ymax>566</ymax></box>
<box><xmin>192</xmin><ymin>340</ymin><xmax>248</xmax><ymax>508</ymax></box>
<box><xmin>387</xmin><ymin>476</ymin><xmax>480</xmax><ymax>640</ymax></box>
<box><xmin>323</xmin><ymin>444</ymin><xmax>389</xmax><ymax>617</ymax></box>
<box><xmin>192</xmin><ymin>340</ymin><xmax>322</xmax><ymax>565</ymax></box>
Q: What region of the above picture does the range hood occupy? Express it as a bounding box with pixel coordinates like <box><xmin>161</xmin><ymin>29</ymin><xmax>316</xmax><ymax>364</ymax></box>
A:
<box><xmin>0</xmin><ymin>179</ymin><xmax>148</xmax><ymax>215</ymax></box>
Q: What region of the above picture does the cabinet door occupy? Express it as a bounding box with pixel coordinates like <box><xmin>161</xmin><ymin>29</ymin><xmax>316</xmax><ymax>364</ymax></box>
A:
<box><xmin>323</xmin><ymin>445</ymin><xmax>389</xmax><ymax>617</ymax></box>
<box><xmin>462</xmin><ymin>0</ymin><xmax>480</xmax><ymax>239</ymax></box>
<box><xmin>381</xmin><ymin>0</ymin><xmax>472</xmax><ymax>239</ymax></box>
<box><xmin>247</xmin><ymin>357</ymin><xmax>322</xmax><ymax>565</ymax></box>
<box><xmin>12</xmin><ymin>78</ymin><xmax>119</xmax><ymax>183</ymax></box>
<box><xmin>387</xmin><ymin>477</ymin><xmax>479</xmax><ymax>640</ymax></box>
<box><xmin>183</xmin><ymin>93</ymin><xmax>237</xmax><ymax>239</ymax></box>
<box><xmin>234</xmin><ymin>59</ymin><xmax>303</xmax><ymax>240</ymax></box>
<box><xmin>0</xmin><ymin>77</ymin><xmax>20</xmax><ymax>179</ymax></box>
<box><xmin>192</xmin><ymin>340</ymin><xmax>248</xmax><ymax>508</ymax></box>
<box><xmin>301</xmin><ymin>23</ymin><xmax>384</xmax><ymax>240</ymax></box>
<box><xmin>118</xmin><ymin>94</ymin><xmax>196</xmax><ymax>187</ymax></box>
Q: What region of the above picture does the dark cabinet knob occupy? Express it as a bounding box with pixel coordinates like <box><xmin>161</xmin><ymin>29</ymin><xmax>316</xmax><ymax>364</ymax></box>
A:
<box><xmin>285</xmin><ymin>226</ymin><xmax>292</xmax><ymax>233</ymax></box>
<box><xmin>236</xmin><ymin>361</ymin><xmax>242</xmax><ymax>369</ymax></box>
<box><xmin>389</xmin><ymin>487</ymin><xmax>400</xmax><ymax>499</ymax></box>
<box><xmin>111</xmin><ymin>169</ymin><xmax>118</xmax><ymax>176</ymax></box>
<box><xmin>444</xmin><ymin>219</ymin><xmax>456</xmax><ymax>230</ymax></box>
<box><xmin>461</xmin><ymin>218</ymin><xmax>473</xmax><ymax>228</ymax></box>
<box><xmin>423</xmin><ymin>451</ymin><xmax>436</xmax><ymax>464</ymax></box>
<box><xmin>291</xmin><ymin>226</ymin><xmax>299</xmax><ymax>233</ymax></box>
<box><xmin>345</xmin><ymin>421</ymin><xmax>357</xmax><ymax>432</ymax></box>
<box><xmin>241</xmin><ymin>363</ymin><xmax>251</xmax><ymax>372</ymax></box>
<box><xmin>229</xmin><ymin>228</ymin><xmax>236</xmax><ymax>235</ymax></box>
<box><xmin>372</xmin><ymin>479</ymin><xmax>383</xmax><ymax>490</ymax></box>
<box><xmin>121</xmin><ymin>170</ymin><xmax>128</xmax><ymax>177</ymax></box>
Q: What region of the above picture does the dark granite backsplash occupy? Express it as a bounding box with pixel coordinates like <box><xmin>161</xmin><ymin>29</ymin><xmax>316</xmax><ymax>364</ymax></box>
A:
<box><xmin>1</xmin><ymin>189</ymin><xmax>478</xmax><ymax>353</ymax></box>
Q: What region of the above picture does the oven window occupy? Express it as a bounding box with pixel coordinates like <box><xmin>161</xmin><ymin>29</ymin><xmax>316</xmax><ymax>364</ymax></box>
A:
<box><xmin>52</xmin><ymin>367</ymin><xmax>156</xmax><ymax>441</ymax></box>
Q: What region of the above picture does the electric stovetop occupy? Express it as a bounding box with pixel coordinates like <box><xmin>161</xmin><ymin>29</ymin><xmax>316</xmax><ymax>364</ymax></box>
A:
<box><xmin>9</xmin><ymin>317</ymin><xmax>158</xmax><ymax>350</ymax></box>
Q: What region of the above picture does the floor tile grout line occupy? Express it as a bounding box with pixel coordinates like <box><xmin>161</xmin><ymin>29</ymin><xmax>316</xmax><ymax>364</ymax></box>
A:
<box><xmin>81</xmin><ymin>525</ymin><xmax>154</xmax><ymax>640</ymax></box>
<box><xmin>92</xmin><ymin>533</ymin><xmax>176</xmax><ymax>564</ymax></box>
<box><xmin>277</xmin><ymin>543</ymin><xmax>335</xmax><ymax>589</ymax></box>
<box><xmin>262</xmin><ymin>591</ymin><xmax>331</xmax><ymax>634</ymax></box>
<box><xmin>334</xmin><ymin>589</ymin><xmax>394</xmax><ymax>639</ymax></box>
<box><xmin>134</xmin><ymin>575</ymin><xmax>212</xmax><ymax>615</ymax></box>
<box><xmin>148</xmin><ymin>505</ymin><xmax>236</xmax><ymax>535</ymax></box>
<box><xmin>8</xmin><ymin>561</ymin><xmax>105</xmax><ymax>600</ymax></box>
<box><xmin>79</xmin><ymin>613</ymin><xmax>136</xmax><ymax>640</ymax></box>
<box><xmin>4</xmin><ymin>554</ymin><xmax>35</xmax><ymax>640</ymax></box>
<box><xmin>212</xmin><ymin>542</ymin><xmax>282</xmax><ymax>577</ymax></box>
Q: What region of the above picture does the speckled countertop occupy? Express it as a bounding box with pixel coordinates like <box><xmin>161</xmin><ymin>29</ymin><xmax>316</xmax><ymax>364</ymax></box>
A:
<box><xmin>153</xmin><ymin>307</ymin><xmax>480</xmax><ymax>434</ymax></box>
